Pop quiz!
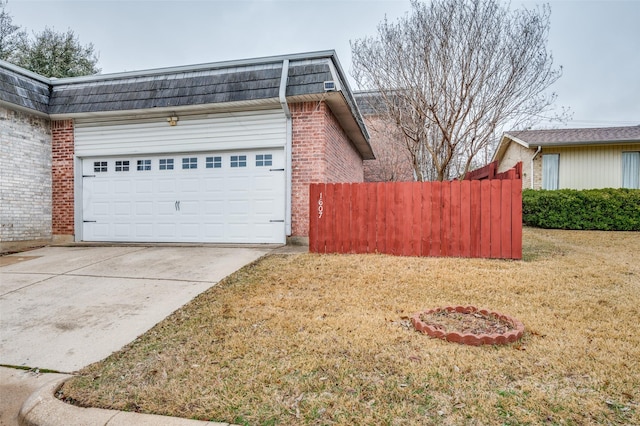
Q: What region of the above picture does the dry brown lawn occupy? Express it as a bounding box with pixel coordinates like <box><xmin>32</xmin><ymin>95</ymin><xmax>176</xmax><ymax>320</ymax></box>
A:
<box><xmin>60</xmin><ymin>228</ymin><xmax>640</xmax><ymax>425</ymax></box>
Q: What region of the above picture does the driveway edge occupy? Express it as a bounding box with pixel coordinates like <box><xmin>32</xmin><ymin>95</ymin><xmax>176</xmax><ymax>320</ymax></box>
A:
<box><xmin>19</xmin><ymin>376</ymin><xmax>233</xmax><ymax>426</ymax></box>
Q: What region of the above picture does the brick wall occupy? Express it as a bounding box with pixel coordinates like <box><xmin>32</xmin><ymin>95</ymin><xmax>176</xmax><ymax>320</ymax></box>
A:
<box><xmin>362</xmin><ymin>116</ymin><xmax>414</xmax><ymax>182</ymax></box>
<box><xmin>51</xmin><ymin>119</ymin><xmax>75</xmax><ymax>238</ymax></box>
<box><xmin>0</xmin><ymin>106</ymin><xmax>52</xmax><ymax>245</ymax></box>
<box><xmin>290</xmin><ymin>101</ymin><xmax>364</xmax><ymax>237</ymax></box>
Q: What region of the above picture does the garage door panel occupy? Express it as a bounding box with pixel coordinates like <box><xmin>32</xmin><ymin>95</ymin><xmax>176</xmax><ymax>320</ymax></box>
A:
<box><xmin>178</xmin><ymin>178</ymin><xmax>199</xmax><ymax>193</ymax></box>
<box><xmin>114</xmin><ymin>181</ymin><xmax>131</xmax><ymax>194</ymax></box>
<box><xmin>93</xmin><ymin>180</ymin><xmax>110</xmax><ymax>194</ymax></box>
<box><xmin>82</xmin><ymin>149</ymin><xmax>285</xmax><ymax>244</ymax></box>
<box><xmin>134</xmin><ymin>224</ymin><xmax>153</xmax><ymax>238</ymax></box>
<box><xmin>157</xmin><ymin>223</ymin><xmax>176</xmax><ymax>238</ymax></box>
<box><xmin>114</xmin><ymin>223</ymin><xmax>131</xmax><ymax>237</ymax></box>
<box><xmin>135</xmin><ymin>202</ymin><xmax>154</xmax><ymax>216</ymax></box>
<box><xmin>135</xmin><ymin>180</ymin><xmax>153</xmax><ymax>194</ymax></box>
<box><xmin>155</xmin><ymin>178</ymin><xmax>177</xmax><ymax>194</ymax></box>
<box><xmin>113</xmin><ymin>202</ymin><xmax>131</xmax><ymax>216</ymax></box>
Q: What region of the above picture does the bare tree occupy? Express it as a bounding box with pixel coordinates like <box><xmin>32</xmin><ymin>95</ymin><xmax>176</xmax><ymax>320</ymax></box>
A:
<box><xmin>351</xmin><ymin>0</ymin><xmax>565</xmax><ymax>181</ymax></box>
<box><xmin>0</xmin><ymin>0</ymin><xmax>26</xmax><ymax>62</ymax></box>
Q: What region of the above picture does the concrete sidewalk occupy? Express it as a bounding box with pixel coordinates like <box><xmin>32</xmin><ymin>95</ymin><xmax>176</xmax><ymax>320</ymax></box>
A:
<box><xmin>0</xmin><ymin>245</ymin><xmax>279</xmax><ymax>425</ymax></box>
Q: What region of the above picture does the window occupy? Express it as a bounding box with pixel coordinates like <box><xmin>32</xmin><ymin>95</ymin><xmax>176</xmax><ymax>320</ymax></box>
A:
<box><xmin>137</xmin><ymin>159</ymin><xmax>151</xmax><ymax>171</ymax></box>
<box><xmin>182</xmin><ymin>157</ymin><xmax>198</xmax><ymax>169</ymax></box>
<box><xmin>542</xmin><ymin>154</ymin><xmax>559</xmax><ymax>190</ymax></box>
<box><xmin>230</xmin><ymin>155</ymin><xmax>247</xmax><ymax>168</ymax></box>
<box><xmin>206</xmin><ymin>156</ymin><xmax>222</xmax><ymax>169</ymax></box>
<box><xmin>256</xmin><ymin>154</ymin><xmax>273</xmax><ymax>167</ymax></box>
<box><xmin>159</xmin><ymin>159</ymin><xmax>174</xmax><ymax>170</ymax></box>
<box><xmin>93</xmin><ymin>161</ymin><xmax>107</xmax><ymax>172</ymax></box>
<box><xmin>622</xmin><ymin>152</ymin><xmax>640</xmax><ymax>189</ymax></box>
<box><xmin>115</xmin><ymin>160</ymin><xmax>130</xmax><ymax>172</ymax></box>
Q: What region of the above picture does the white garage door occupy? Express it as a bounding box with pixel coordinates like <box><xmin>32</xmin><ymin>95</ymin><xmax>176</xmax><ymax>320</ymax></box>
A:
<box><xmin>82</xmin><ymin>149</ymin><xmax>285</xmax><ymax>244</ymax></box>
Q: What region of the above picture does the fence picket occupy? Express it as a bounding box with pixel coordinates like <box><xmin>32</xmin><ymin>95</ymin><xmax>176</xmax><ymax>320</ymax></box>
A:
<box><xmin>410</xmin><ymin>182</ymin><xmax>422</xmax><ymax>256</ymax></box>
<box><xmin>450</xmin><ymin>181</ymin><xmax>461</xmax><ymax>257</ymax></box>
<box><xmin>430</xmin><ymin>181</ymin><xmax>442</xmax><ymax>257</ymax></box>
<box><xmin>500</xmin><ymin>180</ymin><xmax>512</xmax><ymax>258</ymax></box>
<box><xmin>490</xmin><ymin>180</ymin><xmax>502</xmax><ymax>258</ymax></box>
<box><xmin>459</xmin><ymin>180</ymin><xmax>471</xmax><ymax>257</ymax></box>
<box><xmin>375</xmin><ymin>183</ymin><xmax>387</xmax><ymax>254</ymax></box>
<box><xmin>421</xmin><ymin>182</ymin><xmax>432</xmax><ymax>256</ymax></box>
<box><xmin>480</xmin><ymin>181</ymin><xmax>492</xmax><ymax>258</ymax></box>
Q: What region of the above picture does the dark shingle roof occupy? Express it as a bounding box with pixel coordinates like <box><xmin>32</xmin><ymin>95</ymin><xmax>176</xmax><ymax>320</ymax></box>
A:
<box><xmin>0</xmin><ymin>61</ymin><xmax>49</xmax><ymax>114</ymax></box>
<box><xmin>48</xmin><ymin>65</ymin><xmax>285</xmax><ymax>114</ymax></box>
<box><xmin>506</xmin><ymin>126</ymin><xmax>640</xmax><ymax>146</ymax></box>
<box><xmin>0</xmin><ymin>51</ymin><xmax>374</xmax><ymax>159</ymax></box>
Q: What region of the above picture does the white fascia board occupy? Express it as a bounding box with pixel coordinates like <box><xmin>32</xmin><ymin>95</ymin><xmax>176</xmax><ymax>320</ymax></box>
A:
<box><xmin>491</xmin><ymin>134</ymin><xmax>529</xmax><ymax>163</ymax></box>
<box><xmin>49</xmin><ymin>98</ymin><xmax>282</xmax><ymax>120</ymax></box>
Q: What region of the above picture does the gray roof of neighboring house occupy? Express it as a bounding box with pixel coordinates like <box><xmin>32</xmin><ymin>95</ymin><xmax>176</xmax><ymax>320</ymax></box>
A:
<box><xmin>506</xmin><ymin>125</ymin><xmax>640</xmax><ymax>146</ymax></box>
<box><xmin>0</xmin><ymin>51</ymin><xmax>373</xmax><ymax>159</ymax></box>
<box><xmin>354</xmin><ymin>90</ymin><xmax>387</xmax><ymax>116</ymax></box>
<box><xmin>492</xmin><ymin>125</ymin><xmax>640</xmax><ymax>163</ymax></box>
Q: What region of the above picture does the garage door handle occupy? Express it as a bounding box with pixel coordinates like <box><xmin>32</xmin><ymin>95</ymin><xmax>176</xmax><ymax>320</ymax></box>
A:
<box><xmin>270</xmin><ymin>168</ymin><xmax>285</xmax><ymax>171</ymax></box>
<box><xmin>175</xmin><ymin>201</ymin><xmax>180</xmax><ymax>211</ymax></box>
<box><xmin>83</xmin><ymin>175</ymin><xmax>96</xmax><ymax>178</ymax></box>
<box><xmin>83</xmin><ymin>220</ymin><xmax>97</xmax><ymax>223</ymax></box>
<box><xmin>270</xmin><ymin>219</ymin><xmax>285</xmax><ymax>223</ymax></box>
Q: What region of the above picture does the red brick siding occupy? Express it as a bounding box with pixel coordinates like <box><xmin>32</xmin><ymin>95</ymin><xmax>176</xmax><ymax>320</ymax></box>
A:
<box><xmin>324</xmin><ymin>104</ymin><xmax>364</xmax><ymax>182</ymax></box>
<box><xmin>51</xmin><ymin>120</ymin><xmax>74</xmax><ymax>236</ymax></box>
<box><xmin>363</xmin><ymin>116</ymin><xmax>414</xmax><ymax>182</ymax></box>
<box><xmin>290</xmin><ymin>101</ymin><xmax>364</xmax><ymax>237</ymax></box>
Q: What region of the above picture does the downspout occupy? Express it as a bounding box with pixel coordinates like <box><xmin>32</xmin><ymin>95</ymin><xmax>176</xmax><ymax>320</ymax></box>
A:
<box><xmin>279</xmin><ymin>59</ymin><xmax>292</xmax><ymax>236</ymax></box>
<box><xmin>531</xmin><ymin>146</ymin><xmax>542</xmax><ymax>189</ymax></box>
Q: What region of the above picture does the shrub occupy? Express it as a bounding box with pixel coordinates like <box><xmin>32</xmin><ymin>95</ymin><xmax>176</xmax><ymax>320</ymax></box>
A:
<box><xmin>522</xmin><ymin>188</ymin><xmax>640</xmax><ymax>231</ymax></box>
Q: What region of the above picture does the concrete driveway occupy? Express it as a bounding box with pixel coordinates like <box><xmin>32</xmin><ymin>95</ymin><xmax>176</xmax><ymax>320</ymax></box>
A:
<box><xmin>0</xmin><ymin>245</ymin><xmax>273</xmax><ymax>373</ymax></box>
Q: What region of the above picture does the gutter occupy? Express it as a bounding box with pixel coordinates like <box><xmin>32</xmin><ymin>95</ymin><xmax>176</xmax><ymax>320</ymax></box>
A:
<box><xmin>530</xmin><ymin>146</ymin><xmax>542</xmax><ymax>189</ymax></box>
<box><xmin>279</xmin><ymin>60</ymin><xmax>292</xmax><ymax>236</ymax></box>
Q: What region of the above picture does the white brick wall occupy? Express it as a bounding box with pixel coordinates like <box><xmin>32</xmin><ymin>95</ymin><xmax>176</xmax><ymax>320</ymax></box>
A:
<box><xmin>0</xmin><ymin>106</ymin><xmax>52</xmax><ymax>243</ymax></box>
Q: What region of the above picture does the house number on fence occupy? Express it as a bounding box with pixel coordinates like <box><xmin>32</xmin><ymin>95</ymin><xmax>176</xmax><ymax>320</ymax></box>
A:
<box><xmin>318</xmin><ymin>192</ymin><xmax>324</xmax><ymax>219</ymax></box>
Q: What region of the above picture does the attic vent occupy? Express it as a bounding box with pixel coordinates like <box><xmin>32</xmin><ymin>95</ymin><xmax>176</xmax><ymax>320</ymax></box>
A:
<box><xmin>324</xmin><ymin>81</ymin><xmax>336</xmax><ymax>92</ymax></box>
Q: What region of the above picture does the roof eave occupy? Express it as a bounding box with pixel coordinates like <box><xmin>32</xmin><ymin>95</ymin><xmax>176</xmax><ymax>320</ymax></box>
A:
<box><xmin>528</xmin><ymin>139</ymin><xmax>640</xmax><ymax>147</ymax></box>
<box><xmin>491</xmin><ymin>133</ymin><xmax>531</xmax><ymax>163</ymax></box>
<box><xmin>0</xmin><ymin>99</ymin><xmax>50</xmax><ymax>119</ymax></box>
<box><xmin>48</xmin><ymin>98</ymin><xmax>282</xmax><ymax>120</ymax></box>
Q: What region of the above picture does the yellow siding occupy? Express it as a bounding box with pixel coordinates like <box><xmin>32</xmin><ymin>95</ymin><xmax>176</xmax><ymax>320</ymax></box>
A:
<box><xmin>543</xmin><ymin>144</ymin><xmax>640</xmax><ymax>189</ymax></box>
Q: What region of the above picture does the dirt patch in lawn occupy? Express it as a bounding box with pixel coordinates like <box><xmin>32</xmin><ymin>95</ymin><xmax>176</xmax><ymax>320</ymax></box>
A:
<box><xmin>60</xmin><ymin>228</ymin><xmax>640</xmax><ymax>425</ymax></box>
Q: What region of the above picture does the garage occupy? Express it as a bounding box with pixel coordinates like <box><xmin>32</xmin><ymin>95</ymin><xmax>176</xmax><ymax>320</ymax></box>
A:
<box><xmin>1</xmin><ymin>52</ymin><xmax>375</xmax><ymax>248</ymax></box>
<box><xmin>81</xmin><ymin>150</ymin><xmax>285</xmax><ymax>244</ymax></box>
<box><xmin>75</xmin><ymin>109</ymin><xmax>288</xmax><ymax>244</ymax></box>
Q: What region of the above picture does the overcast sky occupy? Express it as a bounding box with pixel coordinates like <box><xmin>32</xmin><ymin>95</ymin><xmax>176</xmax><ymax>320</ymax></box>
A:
<box><xmin>6</xmin><ymin>0</ymin><xmax>640</xmax><ymax>129</ymax></box>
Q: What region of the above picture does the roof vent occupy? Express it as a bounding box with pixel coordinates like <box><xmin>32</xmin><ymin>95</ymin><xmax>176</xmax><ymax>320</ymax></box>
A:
<box><xmin>324</xmin><ymin>81</ymin><xmax>336</xmax><ymax>92</ymax></box>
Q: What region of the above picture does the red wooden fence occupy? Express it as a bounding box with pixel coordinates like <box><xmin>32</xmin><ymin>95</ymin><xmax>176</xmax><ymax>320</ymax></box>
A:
<box><xmin>463</xmin><ymin>161</ymin><xmax>522</xmax><ymax>181</ymax></box>
<box><xmin>309</xmin><ymin>179</ymin><xmax>522</xmax><ymax>259</ymax></box>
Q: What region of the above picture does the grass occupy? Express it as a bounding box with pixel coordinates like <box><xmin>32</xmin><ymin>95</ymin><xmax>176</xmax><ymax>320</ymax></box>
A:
<box><xmin>60</xmin><ymin>228</ymin><xmax>640</xmax><ymax>425</ymax></box>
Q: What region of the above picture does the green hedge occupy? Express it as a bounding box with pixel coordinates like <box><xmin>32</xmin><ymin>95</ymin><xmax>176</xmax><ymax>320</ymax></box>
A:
<box><xmin>522</xmin><ymin>188</ymin><xmax>640</xmax><ymax>231</ymax></box>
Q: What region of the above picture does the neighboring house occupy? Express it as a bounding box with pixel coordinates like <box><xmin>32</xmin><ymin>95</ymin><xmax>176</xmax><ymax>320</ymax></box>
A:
<box><xmin>0</xmin><ymin>51</ymin><xmax>374</xmax><ymax>251</ymax></box>
<box><xmin>354</xmin><ymin>91</ymin><xmax>414</xmax><ymax>182</ymax></box>
<box><xmin>492</xmin><ymin>126</ymin><xmax>640</xmax><ymax>190</ymax></box>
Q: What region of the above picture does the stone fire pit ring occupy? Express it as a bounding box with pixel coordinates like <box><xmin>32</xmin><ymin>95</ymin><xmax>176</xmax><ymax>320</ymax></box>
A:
<box><xmin>411</xmin><ymin>305</ymin><xmax>525</xmax><ymax>346</ymax></box>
